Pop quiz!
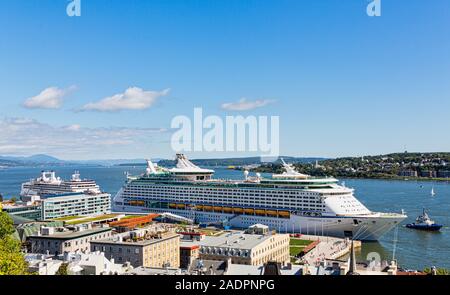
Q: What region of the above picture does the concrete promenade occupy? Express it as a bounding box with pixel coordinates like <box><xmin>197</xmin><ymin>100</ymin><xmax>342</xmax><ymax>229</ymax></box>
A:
<box><xmin>296</xmin><ymin>235</ymin><xmax>361</xmax><ymax>266</ymax></box>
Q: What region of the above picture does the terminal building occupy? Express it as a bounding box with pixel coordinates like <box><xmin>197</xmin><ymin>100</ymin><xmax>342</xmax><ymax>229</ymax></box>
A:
<box><xmin>41</xmin><ymin>192</ymin><xmax>111</xmax><ymax>220</ymax></box>
<box><xmin>0</xmin><ymin>202</ymin><xmax>42</xmax><ymax>220</ymax></box>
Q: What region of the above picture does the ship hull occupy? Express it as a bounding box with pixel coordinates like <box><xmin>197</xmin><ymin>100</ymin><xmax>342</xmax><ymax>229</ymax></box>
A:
<box><xmin>112</xmin><ymin>204</ymin><xmax>405</xmax><ymax>241</ymax></box>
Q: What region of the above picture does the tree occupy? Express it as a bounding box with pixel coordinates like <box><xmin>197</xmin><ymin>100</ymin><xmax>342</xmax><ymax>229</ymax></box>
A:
<box><xmin>0</xmin><ymin>211</ymin><xmax>15</xmax><ymax>239</ymax></box>
<box><xmin>0</xmin><ymin>211</ymin><xmax>28</xmax><ymax>275</ymax></box>
<box><xmin>56</xmin><ymin>263</ymin><xmax>69</xmax><ymax>275</ymax></box>
<box><xmin>0</xmin><ymin>193</ymin><xmax>3</xmax><ymax>202</ymax></box>
<box><xmin>0</xmin><ymin>236</ymin><xmax>28</xmax><ymax>275</ymax></box>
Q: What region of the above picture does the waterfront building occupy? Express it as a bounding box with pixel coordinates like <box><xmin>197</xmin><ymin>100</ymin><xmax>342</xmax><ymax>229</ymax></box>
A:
<box><xmin>41</xmin><ymin>192</ymin><xmax>111</xmax><ymax>220</ymax></box>
<box><xmin>113</xmin><ymin>154</ymin><xmax>406</xmax><ymax>241</ymax></box>
<box><xmin>420</xmin><ymin>170</ymin><xmax>438</xmax><ymax>178</ymax></box>
<box><xmin>90</xmin><ymin>226</ymin><xmax>180</xmax><ymax>268</ymax></box>
<box><xmin>1</xmin><ymin>202</ymin><xmax>42</xmax><ymax>220</ymax></box>
<box><xmin>437</xmin><ymin>171</ymin><xmax>450</xmax><ymax>178</ymax></box>
<box><xmin>398</xmin><ymin>170</ymin><xmax>418</xmax><ymax>178</ymax></box>
<box><xmin>28</xmin><ymin>225</ymin><xmax>112</xmax><ymax>255</ymax></box>
<box><xmin>180</xmin><ymin>229</ymin><xmax>290</xmax><ymax>266</ymax></box>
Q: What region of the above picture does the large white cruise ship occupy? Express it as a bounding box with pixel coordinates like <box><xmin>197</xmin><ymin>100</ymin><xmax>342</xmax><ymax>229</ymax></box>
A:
<box><xmin>21</xmin><ymin>170</ymin><xmax>103</xmax><ymax>200</ymax></box>
<box><xmin>113</xmin><ymin>154</ymin><xmax>407</xmax><ymax>240</ymax></box>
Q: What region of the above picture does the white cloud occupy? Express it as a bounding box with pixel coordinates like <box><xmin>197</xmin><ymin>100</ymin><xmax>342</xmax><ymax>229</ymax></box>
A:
<box><xmin>80</xmin><ymin>87</ymin><xmax>170</xmax><ymax>112</ymax></box>
<box><xmin>221</xmin><ymin>98</ymin><xmax>276</xmax><ymax>111</ymax></box>
<box><xmin>23</xmin><ymin>86</ymin><xmax>75</xmax><ymax>109</ymax></box>
<box><xmin>0</xmin><ymin>117</ymin><xmax>169</xmax><ymax>159</ymax></box>
<box><xmin>64</xmin><ymin>124</ymin><xmax>81</xmax><ymax>131</ymax></box>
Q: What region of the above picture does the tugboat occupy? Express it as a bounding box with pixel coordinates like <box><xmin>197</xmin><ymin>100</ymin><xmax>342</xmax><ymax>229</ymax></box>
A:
<box><xmin>406</xmin><ymin>209</ymin><xmax>443</xmax><ymax>231</ymax></box>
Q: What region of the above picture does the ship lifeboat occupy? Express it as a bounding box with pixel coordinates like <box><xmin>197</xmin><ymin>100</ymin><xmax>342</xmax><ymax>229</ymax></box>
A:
<box><xmin>233</xmin><ymin>207</ymin><xmax>243</xmax><ymax>214</ymax></box>
<box><xmin>203</xmin><ymin>206</ymin><xmax>213</xmax><ymax>212</ymax></box>
<box><xmin>244</xmin><ymin>208</ymin><xmax>255</xmax><ymax>215</ymax></box>
<box><xmin>196</xmin><ymin>205</ymin><xmax>204</xmax><ymax>211</ymax></box>
<box><xmin>223</xmin><ymin>207</ymin><xmax>233</xmax><ymax>213</ymax></box>
<box><xmin>255</xmin><ymin>209</ymin><xmax>266</xmax><ymax>216</ymax></box>
<box><xmin>177</xmin><ymin>204</ymin><xmax>186</xmax><ymax>209</ymax></box>
<box><xmin>169</xmin><ymin>203</ymin><xmax>177</xmax><ymax>209</ymax></box>
<box><xmin>266</xmin><ymin>210</ymin><xmax>278</xmax><ymax>217</ymax></box>
<box><xmin>130</xmin><ymin>200</ymin><xmax>145</xmax><ymax>206</ymax></box>
<box><xmin>278</xmin><ymin>211</ymin><xmax>290</xmax><ymax>218</ymax></box>
<box><xmin>213</xmin><ymin>206</ymin><xmax>223</xmax><ymax>212</ymax></box>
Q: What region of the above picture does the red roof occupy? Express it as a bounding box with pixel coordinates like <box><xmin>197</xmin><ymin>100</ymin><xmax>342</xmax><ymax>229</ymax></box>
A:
<box><xmin>179</xmin><ymin>232</ymin><xmax>205</xmax><ymax>236</ymax></box>
<box><xmin>109</xmin><ymin>214</ymin><xmax>159</xmax><ymax>228</ymax></box>
<box><xmin>180</xmin><ymin>245</ymin><xmax>200</xmax><ymax>250</ymax></box>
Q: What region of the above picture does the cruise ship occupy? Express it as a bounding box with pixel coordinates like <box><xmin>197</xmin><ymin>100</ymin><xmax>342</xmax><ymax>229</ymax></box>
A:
<box><xmin>113</xmin><ymin>154</ymin><xmax>407</xmax><ymax>240</ymax></box>
<box><xmin>21</xmin><ymin>170</ymin><xmax>103</xmax><ymax>200</ymax></box>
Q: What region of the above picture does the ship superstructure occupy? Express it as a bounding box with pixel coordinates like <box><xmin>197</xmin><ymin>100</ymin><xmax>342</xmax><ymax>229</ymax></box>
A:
<box><xmin>21</xmin><ymin>171</ymin><xmax>102</xmax><ymax>200</ymax></box>
<box><xmin>20</xmin><ymin>170</ymin><xmax>112</xmax><ymax>219</ymax></box>
<box><xmin>113</xmin><ymin>154</ymin><xmax>406</xmax><ymax>240</ymax></box>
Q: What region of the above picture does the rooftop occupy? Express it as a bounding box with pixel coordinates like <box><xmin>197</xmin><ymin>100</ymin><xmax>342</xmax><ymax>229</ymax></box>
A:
<box><xmin>91</xmin><ymin>228</ymin><xmax>179</xmax><ymax>247</ymax></box>
<box><xmin>28</xmin><ymin>226</ymin><xmax>111</xmax><ymax>240</ymax></box>
<box><xmin>180</xmin><ymin>230</ymin><xmax>280</xmax><ymax>250</ymax></box>
<box><xmin>128</xmin><ymin>266</ymin><xmax>185</xmax><ymax>275</ymax></box>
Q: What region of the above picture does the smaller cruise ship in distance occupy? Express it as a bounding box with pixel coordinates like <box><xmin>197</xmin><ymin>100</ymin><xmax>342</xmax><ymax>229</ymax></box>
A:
<box><xmin>113</xmin><ymin>154</ymin><xmax>407</xmax><ymax>241</ymax></box>
<box><xmin>21</xmin><ymin>171</ymin><xmax>104</xmax><ymax>201</ymax></box>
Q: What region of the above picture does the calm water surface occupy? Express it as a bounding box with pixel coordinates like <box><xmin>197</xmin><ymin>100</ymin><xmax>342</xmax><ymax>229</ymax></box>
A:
<box><xmin>1</xmin><ymin>166</ymin><xmax>449</xmax><ymax>270</ymax></box>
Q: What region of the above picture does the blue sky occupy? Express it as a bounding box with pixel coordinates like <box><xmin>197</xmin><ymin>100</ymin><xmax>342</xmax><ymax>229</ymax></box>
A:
<box><xmin>0</xmin><ymin>0</ymin><xmax>449</xmax><ymax>160</ymax></box>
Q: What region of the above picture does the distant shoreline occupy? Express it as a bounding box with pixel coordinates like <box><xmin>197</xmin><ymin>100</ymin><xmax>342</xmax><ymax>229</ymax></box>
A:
<box><xmin>339</xmin><ymin>175</ymin><xmax>450</xmax><ymax>183</ymax></box>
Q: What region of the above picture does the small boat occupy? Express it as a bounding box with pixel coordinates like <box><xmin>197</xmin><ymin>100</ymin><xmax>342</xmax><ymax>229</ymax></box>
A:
<box><xmin>406</xmin><ymin>209</ymin><xmax>442</xmax><ymax>231</ymax></box>
<box><xmin>431</xmin><ymin>187</ymin><xmax>436</xmax><ymax>196</ymax></box>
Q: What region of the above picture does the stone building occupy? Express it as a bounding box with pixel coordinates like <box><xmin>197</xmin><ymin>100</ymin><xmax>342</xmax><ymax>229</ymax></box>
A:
<box><xmin>29</xmin><ymin>225</ymin><xmax>112</xmax><ymax>255</ymax></box>
<box><xmin>180</xmin><ymin>229</ymin><xmax>290</xmax><ymax>266</ymax></box>
<box><xmin>91</xmin><ymin>227</ymin><xmax>180</xmax><ymax>268</ymax></box>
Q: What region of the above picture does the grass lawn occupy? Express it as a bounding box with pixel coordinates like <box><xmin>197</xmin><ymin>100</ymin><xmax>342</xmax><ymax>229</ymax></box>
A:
<box><xmin>121</xmin><ymin>215</ymin><xmax>143</xmax><ymax>220</ymax></box>
<box><xmin>289</xmin><ymin>246</ymin><xmax>304</xmax><ymax>257</ymax></box>
<box><xmin>52</xmin><ymin>216</ymin><xmax>81</xmax><ymax>221</ymax></box>
<box><xmin>66</xmin><ymin>214</ymin><xmax>119</xmax><ymax>225</ymax></box>
<box><xmin>290</xmin><ymin>238</ymin><xmax>313</xmax><ymax>247</ymax></box>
